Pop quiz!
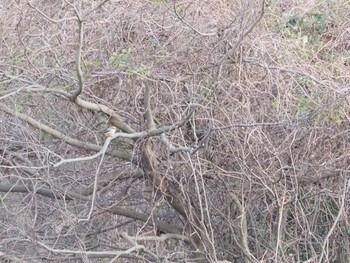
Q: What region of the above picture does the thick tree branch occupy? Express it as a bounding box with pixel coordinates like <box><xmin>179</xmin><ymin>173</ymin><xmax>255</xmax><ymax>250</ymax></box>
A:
<box><xmin>140</xmin><ymin>85</ymin><xmax>206</xmax><ymax>255</ymax></box>
<box><xmin>143</xmin><ymin>84</ymin><xmax>157</xmax><ymax>131</ymax></box>
<box><xmin>0</xmin><ymin>103</ymin><xmax>133</xmax><ymax>162</ymax></box>
<box><xmin>0</xmin><ymin>181</ymin><xmax>71</xmax><ymax>200</ymax></box>
<box><xmin>130</xmin><ymin>233</ymin><xmax>190</xmax><ymax>242</ymax></box>
<box><xmin>0</xmin><ymin>179</ymin><xmax>182</xmax><ymax>235</ymax></box>
<box><xmin>70</xmin><ymin>16</ymin><xmax>84</xmax><ymax>101</ymax></box>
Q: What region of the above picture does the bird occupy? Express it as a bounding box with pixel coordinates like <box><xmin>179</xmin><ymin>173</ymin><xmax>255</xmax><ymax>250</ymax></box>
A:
<box><xmin>103</xmin><ymin>126</ymin><xmax>117</xmax><ymax>137</ymax></box>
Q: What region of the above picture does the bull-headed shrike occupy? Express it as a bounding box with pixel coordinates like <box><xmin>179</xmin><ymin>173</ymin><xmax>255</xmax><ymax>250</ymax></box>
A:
<box><xmin>103</xmin><ymin>126</ymin><xmax>117</xmax><ymax>137</ymax></box>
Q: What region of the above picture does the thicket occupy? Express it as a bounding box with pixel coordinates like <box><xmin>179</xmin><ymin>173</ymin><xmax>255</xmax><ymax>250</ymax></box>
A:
<box><xmin>0</xmin><ymin>1</ymin><xmax>349</xmax><ymax>262</ymax></box>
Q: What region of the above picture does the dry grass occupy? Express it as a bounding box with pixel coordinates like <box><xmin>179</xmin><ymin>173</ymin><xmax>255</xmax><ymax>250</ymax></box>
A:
<box><xmin>0</xmin><ymin>0</ymin><xmax>349</xmax><ymax>262</ymax></box>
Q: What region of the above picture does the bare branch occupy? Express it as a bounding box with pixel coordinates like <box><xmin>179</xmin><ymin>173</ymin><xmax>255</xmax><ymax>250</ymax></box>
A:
<box><xmin>27</xmin><ymin>1</ymin><xmax>78</xmax><ymax>23</ymax></box>
<box><xmin>319</xmin><ymin>177</ymin><xmax>349</xmax><ymax>263</ymax></box>
<box><xmin>130</xmin><ymin>233</ymin><xmax>190</xmax><ymax>242</ymax></box>
<box><xmin>33</xmin><ymin>238</ymin><xmax>146</xmax><ymax>257</ymax></box>
<box><xmin>0</xmin><ymin>181</ymin><xmax>71</xmax><ymax>200</ymax></box>
<box><xmin>53</xmin><ymin>133</ymin><xmax>142</xmax><ymax>167</ymax></box>
<box><xmin>83</xmin><ymin>0</ymin><xmax>110</xmax><ymax>17</ymax></box>
<box><xmin>173</xmin><ymin>1</ymin><xmax>216</xmax><ymax>36</ymax></box>
<box><xmin>70</xmin><ymin>5</ymin><xmax>84</xmax><ymax>101</ymax></box>
<box><xmin>220</xmin><ymin>0</ymin><xmax>266</xmax><ymax>65</ymax></box>
<box><xmin>143</xmin><ymin>84</ymin><xmax>157</xmax><ymax>131</ymax></box>
<box><xmin>0</xmin><ymin>103</ymin><xmax>133</xmax><ymax>162</ymax></box>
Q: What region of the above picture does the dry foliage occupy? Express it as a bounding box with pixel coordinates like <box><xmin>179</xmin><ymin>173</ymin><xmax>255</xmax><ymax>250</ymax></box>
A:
<box><xmin>0</xmin><ymin>0</ymin><xmax>349</xmax><ymax>262</ymax></box>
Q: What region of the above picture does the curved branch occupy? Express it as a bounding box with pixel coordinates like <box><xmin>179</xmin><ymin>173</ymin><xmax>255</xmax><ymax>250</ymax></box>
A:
<box><xmin>75</xmin><ymin>96</ymin><xmax>136</xmax><ymax>134</ymax></box>
<box><xmin>23</xmin><ymin>87</ymin><xmax>136</xmax><ymax>134</ymax></box>
<box><xmin>53</xmin><ymin>134</ymin><xmax>140</xmax><ymax>167</ymax></box>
